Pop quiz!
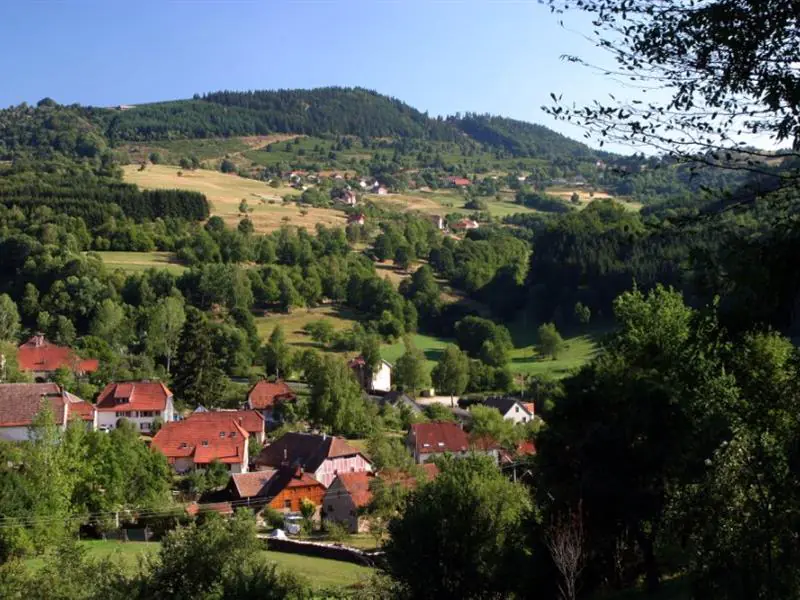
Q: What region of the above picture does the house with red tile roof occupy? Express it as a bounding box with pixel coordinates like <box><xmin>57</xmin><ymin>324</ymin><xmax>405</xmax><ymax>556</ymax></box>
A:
<box><xmin>323</xmin><ymin>464</ymin><xmax>438</xmax><ymax>532</ymax></box>
<box><xmin>0</xmin><ymin>383</ymin><xmax>96</xmax><ymax>441</ymax></box>
<box><xmin>187</xmin><ymin>410</ymin><xmax>266</xmax><ymax>444</ymax></box>
<box><xmin>151</xmin><ymin>416</ymin><xmax>250</xmax><ymax>474</ymax></box>
<box><xmin>447</xmin><ymin>176</ymin><xmax>472</xmax><ymax>187</ymax></box>
<box><xmin>255</xmin><ymin>432</ymin><xmax>372</xmax><ymax>487</ymax></box>
<box><xmin>246</xmin><ymin>380</ymin><xmax>296</xmax><ymax>425</ymax></box>
<box><xmin>95</xmin><ymin>381</ymin><xmax>175</xmax><ymax>433</ymax></box>
<box><xmin>407</xmin><ymin>421</ymin><xmax>471</xmax><ymax>464</ymax></box>
<box><xmin>450</xmin><ymin>218</ymin><xmax>480</xmax><ymax>232</ymax></box>
<box><xmin>17</xmin><ymin>335</ymin><xmax>99</xmax><ymax>381</ymax></box>
<box><xmin>346</xmin><ymin>213</ymin><xmax>366</xmax><ymax>226</ymax></box>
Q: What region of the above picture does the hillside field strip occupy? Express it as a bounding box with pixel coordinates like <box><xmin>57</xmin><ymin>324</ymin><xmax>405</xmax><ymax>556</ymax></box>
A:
<box><xmin>123</xmin><ymin>165</ymin><xmax>347</xmax><ymax>233</ymax></box>
<box><xmin>93</xmin><ymin>251</ymin><xmax>186</xmax><ymax>274</ymax></box>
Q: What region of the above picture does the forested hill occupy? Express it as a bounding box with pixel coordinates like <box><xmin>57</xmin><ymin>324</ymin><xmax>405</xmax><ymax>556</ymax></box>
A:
<box><xmin>0</xmin><ymin>87</ymin><xmax>599</xmax><ymax>161</ymax></box>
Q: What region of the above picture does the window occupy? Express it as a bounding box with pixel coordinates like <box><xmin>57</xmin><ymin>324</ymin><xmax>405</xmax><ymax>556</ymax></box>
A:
<box><xmin>140</xmin><ymin>423</ymin><xmax>151</xmax><ymax>431</ymax></box>
<box><xmin>219</xmin><ymin>432</ymin><xmax>225</xmax><ymax>438</ymax></box>
<box><xmin>201</xmin><ymin>440</ymin><xmax>208</xmax><ymax>447</ymax></box>
<box><xmin>284</xmin><ymin>500</ymin><xmax>291</xmax><ymax>509</ymax></box>
<box><xmin>179</xmin><ymin>442</ymin><xmax>188</xmax><ymax>449</ymax></box>
<box><xmin>230</xmin><ymin>432</ymin><xmax>236</xmax><ymax>438</ymax></box>
<box><xmin>515</xmin><ymin>406</ymin><xmax>519</xmax><ymax>413</ymax></box>
<box><xmin>328</xmin><ymin>505</ymin><xmax>334</xmax><ymax>512</ymax></box>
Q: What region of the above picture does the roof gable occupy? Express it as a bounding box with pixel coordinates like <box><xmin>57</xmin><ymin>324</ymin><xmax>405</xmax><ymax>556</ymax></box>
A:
<box><xmin>0</xmin><ymin>383</ymin><xmax>85</xmax><ymax>428</ymax></box>
<box><xmin>96</xmin><ymin>381</ymin><xmax>172</xmax><ymax>412</ymax></box>
<box><xmin>17</xmin><ymin>336</ymin><xmax>98</xmax><ymax>374</ymax></box>
<box><xmin>247</xmin><ymin>380</ymin><xmax>296</xmax><ymax>410</ymax></box>
<box><xmin>152</xmin><ymin>418</ymin><xmax>248</xmax><ymax>464</ymax></box>
<box><xmin>187</xmin><ymin>410</ymin><xmax>264</xmax><ymax>435</ymax></box>
<box><xmin>256</xmin><ymin>432</ymin><xmax>365</xmax><ymax>472</ymax></box>
<box><xmin>410</xmin><ymin>421</ymin><xmax>469</xmax><ymax>454</ymax></box>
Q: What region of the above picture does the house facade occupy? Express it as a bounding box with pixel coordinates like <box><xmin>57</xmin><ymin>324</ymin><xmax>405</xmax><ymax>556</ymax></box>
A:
<box><xmin>349</xmin><ymin>357</ymin><xmax>392</xmax><ymax>393</ymax></box>
<box><xmin>228</xmin><ymin>467</ymin><xmax>326</xmax><ymax>513</ymax></box>
<box><xmin>0</xmin><ymin>383</ymin><xmax>96</xmax><ymax>441</ymax></box>
<box><xmin>246</xmin><ymin>380</ymin><xmax>296</xmax><ymax>425</ymax></box>
<box><xmin>95</xmin><ymin>381</ymin><xmax>175</xmax><ymax>433</ymax></box>
<box><xmin>480</xmin><ymin>397</ymin><xmax>534</xmax><ymax>425</ymax></box>
<box><xmin>151</xmin><ymin>418</ymin><xmax>250</xmax><ymax>474</ymax></box>
<box><xmin>17</xmin><ymin>335</ymin><xmax>99</xmax><ymax>381</ymax></box>
<box><xmin>255</xmin><ymin>432</ymin><xmax>372</xmax><ymax>487</ymax></box>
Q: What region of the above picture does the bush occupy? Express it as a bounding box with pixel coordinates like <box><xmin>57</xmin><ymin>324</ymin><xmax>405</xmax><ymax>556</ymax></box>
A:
<box><xmin>263</xmin><ymin>507</ymin><xmax>286</xmax><ymax>530</ymax></box>
<box><xmin>323</xmin><ymin>520</ymin><xmax>349</xmax><ymax>542</ymax></box>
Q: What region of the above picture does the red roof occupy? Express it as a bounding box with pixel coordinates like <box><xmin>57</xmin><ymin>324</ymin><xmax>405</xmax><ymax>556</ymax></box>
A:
<box><xmin>151</xmin><ymin>418</ymin><xmax>249</xmax><ymax>465</ymax></box>
<box><xmin>334</xmin><ymin>464</ymin><xmax>439</xmax><ymax>509</ymax></box>
<box><xmin>447</xmin><ymin>176</ymin><xmax>472</xmax><ymax>186</ymax></box>
<box><xmin>95</xmin><ymin>381</ymin><xmax>172</xmax><ymax>413</ymax></box>
<box><xmin>336</xmin><ymin>471</ymin><xmax>374</xmax><ymax>508</ymax></box>
<box><xmin>186</xmin><ymin>501</ymin><xmax>234</xmax><ymax>517</ymax></box>
<box><xmin>187</xmin><ymin>410</ymin><xmax>264</xmax><ymax>437</ymax></box>
<box><xmin>451</xmin><ymin>218</ymin><xmax>479</xmax><ymax>230</ymax></box>
<box><xmin>17</xmin><ymin>335</ymin><xmax>98</xmax><ymax>374</ymax></box>
<box><xmin>410</xmin><ymin>421</ymin><xmax>469</xmax><ymax>454</ymax></box>
<box><xmin>247</xmin><ymin>380</ymin><xmax>296</xmax><ymax>410</ymax></box>
<box><xmin>0</xmin><ymin>383</ymin><xmax>92</xmax><ymax>428</ymax></box>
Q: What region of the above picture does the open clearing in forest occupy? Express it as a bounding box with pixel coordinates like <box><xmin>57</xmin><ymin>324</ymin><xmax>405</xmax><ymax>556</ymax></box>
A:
<box><xmin>94</xmin><ymin>251</ymin><xmax>186</xmax><ymax>274</ymax></box>
<box><xmin>123</xmin><ymin>165</ymin><xmax>346</xmax><ymax>234</ymax></box>
<box><xmin>253</xmin><ymin>305</ymin><xmax>360</xmax><ymax>345</ymax></box>
<box><xmin>367</xmin><ymin>190</ymin><xmax>545</xmax><ymax>219</ymax></box>
<box><xmin>25</xmin><ymin>540</ymin><xmax>374</xmax><ymax>590</ymax></box>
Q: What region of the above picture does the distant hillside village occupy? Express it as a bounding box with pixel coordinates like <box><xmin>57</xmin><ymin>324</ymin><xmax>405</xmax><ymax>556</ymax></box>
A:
<box><xmin>0</xmin><ymin>333</ymin><xmax>537</xmax><ymax>536</ymax></box>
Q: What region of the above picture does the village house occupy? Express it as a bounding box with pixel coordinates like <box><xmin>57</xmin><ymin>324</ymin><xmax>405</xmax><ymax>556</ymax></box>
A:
<box><xmin>450</xmin><ymin>218</ymin><xmax>480</xmax><ymax>232</ymax></box>
<box><xmin>479</xmin><ymin>397</ymin><xmax>534</xmax><ymax>424</ymax></box>
<box><xmin>429</xmin><ymin>215</ymin><xmax>445</xmax><ymax>231</ymax></box>
<box><xmin>347</xmin><ymin>213</ymin><xmax>366</xmax><ymax>226</ymax></box>
<box><xmin>17</xmin><ymin>335</ymin><xmax>99</xmax><ymax>381</ymax></box>
<box><xmin>0</xmin><ymin>383</ymin><xmax>96</xmax><ymax>441</ymax></box>
<box><xmin>323</xmin><ymin>464</ymin><xmax>438</xmax><ymax>532</ymax></box>
<box><xmin>255</xmin><ymin>431</ymin><xmax>372</xmax><ymax>487</ymax></box>
<box><xmin>407</xmin><ymin>421</ymin><xmax>469</xmax><ymax>464</ymax></box>
<box><xmin>246</xmin><ymin>380</ymin><xmax>296</xmax><ymax>425</ymax></box>
<box><xmin>151</xmin><ymin>417</ymin><xmax>250</xmax><ymax>474</ymax></box>
<box><xmin>185</xmin><ymin>409</ymin><xmax>266</xmax><ymax>445</ymax></box>
<box><xmin>447</xmin><ymin>176</ymin><xmax>472</xmax><ymax>187</ymax></box>
<box><xmin>95</xmin><ymin>381</ymin><xmax>175</xmax><ymax>433</ymax></box>
<box><xmin>227</xmin><ymin>466</ymin><xmax>326</xmax><ymax>513</ymax></box>
<box><xmin>376</xmin><ymin>390</ymin><xmax>423</xmax><ymax>416</ymax></box>
<box><xmin>337</xmin><ymin>189</ymin><xmax>358</xmax><ymax>206</ymax></box>
<box><xmin>348</xmin><ymin>356</ymin><xmax>392</xmax><ymax>393</ymax></box>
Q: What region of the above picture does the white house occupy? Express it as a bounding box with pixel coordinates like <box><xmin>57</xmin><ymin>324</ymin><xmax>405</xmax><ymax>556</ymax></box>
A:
<box><xmin>348</xmin><ymin>357</ymin><xmax>392</xmax><ymax>393</ymax></box>
<box><xmin>94</xmin><ymin>381</ymin><xmax>175</xmax><ymax>433</ymax></box>
<box><xmin>480</xmin><ymin>397</ymin><xmax>534</xmax><ymax>425</ymax></box>
<box><xmin>0</xmin><ymin>383</ymin><xmax>96</xmax><ymax>441</ymax></box>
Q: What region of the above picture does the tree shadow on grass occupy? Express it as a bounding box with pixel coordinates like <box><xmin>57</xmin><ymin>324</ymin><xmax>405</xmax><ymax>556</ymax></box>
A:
<box><xmin>424</xmin><ymin>348</ymin><xmax>445</xmax><ymax>362</ymax></box>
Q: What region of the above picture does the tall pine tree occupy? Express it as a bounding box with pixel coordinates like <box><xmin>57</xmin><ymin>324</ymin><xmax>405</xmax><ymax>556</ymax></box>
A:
<box><xmin>171</xmin><ymin>308</ymin><xmax>227</xmax><ymax>407</ymax></box>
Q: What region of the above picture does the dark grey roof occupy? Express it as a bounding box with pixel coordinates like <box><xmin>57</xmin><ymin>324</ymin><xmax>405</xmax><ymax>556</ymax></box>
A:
<box><xmin>482</xmin><ymin>397</ymin><xmax>521</xmax><ymax>415</ymax></box>
<box><xmin>382</xmin><ymin>391</ymin><xmax>423</xmax><ymax>414</ymax></box>
<box><xmin>256</xmin><ymin>432</ymin><xmax>364</xmax><ymax>472</ymax></box>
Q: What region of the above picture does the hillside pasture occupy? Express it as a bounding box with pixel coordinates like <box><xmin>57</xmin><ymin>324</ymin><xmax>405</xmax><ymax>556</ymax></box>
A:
<box><xmin>94</xmin><ymin>251</ymin><xmax>186</xmax><ymax>274</ymax></box>
<box><xmin>123</xmin><ymin>165</ymin><xmax>346</xmax><ymax>233</ymax></box>
<box><xmin>254</xmin><ymin>305</ymin><xmax>359</xmax><ymax>345</ymax></box>
<box><xmin>119</xmin><ymin>134</ymin><xmax>298</xmax><ymax>166</ymax></box>
<box><xmin>547</xmin><ymin>186</ymin><xmax>642</xmax><ymax>211</ymax></box>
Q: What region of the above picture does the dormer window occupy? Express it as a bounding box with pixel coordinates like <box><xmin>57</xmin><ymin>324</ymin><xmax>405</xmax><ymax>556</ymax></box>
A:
<box><xmin>438</xmin><ymin>442</ymin><xmax>445</xmax><ymax>447</ymax></box>
<box><xmin>219</xmin><ymin>432</ymin><xmax>225</xmax><ymax>438</ymax></box>
<box><xmin>179</xmin><ymin>442</ymin><xmax>187</xmax><ymax>449</ymax></box>
<box><xmin>230</xmin><ymin>432</ymin><xmax>236</xmax><ymax>438</ymax></box>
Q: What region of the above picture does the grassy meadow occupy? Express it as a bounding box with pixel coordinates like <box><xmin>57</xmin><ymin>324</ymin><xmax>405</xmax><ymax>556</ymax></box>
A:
<box><xmin>254</xmin><ymin>305</ymin><xmax>360</xmax><ymax>345</ymax></box>
<box><xmin>27</xmin><ymin>540</ymin><xmax>374</xmax><ymax>590</ymax></box>
<box><xmin>95</xmin><ymin>251</ymin><xmax>186</xmax><ymax>274</ymax></box>
<box><xmin>123</xmin><ymin>165</ymin><xmax>347</xmax><ymax>233</ymax></box>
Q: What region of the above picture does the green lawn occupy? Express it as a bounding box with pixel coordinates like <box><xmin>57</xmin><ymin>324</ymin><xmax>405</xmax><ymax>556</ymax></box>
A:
<box><xmin>381</xmin><ymin>324</ymin><xmax>601</xmax><ymax>380</ymax></box>
<box><xmin>94</xmin><ymin>251</ymin><xmax>187</xmax><ymax>274</ymax></box>
<box><xmin>254</xmin><ymin>305</ymin><xmax>359</xmax><ymax>344</ymax></box>
<box><xmin>382</xmin><ymin>333</ymin><xmax>453</xmax><ymax>367</ymax></box>
<box><xmin>30</xmin><ymin>540</ymin><xmax>374</xmax><ymax>590</ymax></box>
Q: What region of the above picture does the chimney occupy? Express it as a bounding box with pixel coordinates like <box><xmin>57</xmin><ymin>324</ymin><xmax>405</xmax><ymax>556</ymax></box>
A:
<box><xmin>33</xmin><ymin>334</ymin><xmax>44</xmax><ymax>347</ymax></box>
<box><xmin>294</xmin><ymin>465</ymin><xmax>303</xmax><ymax>478</ymax></box>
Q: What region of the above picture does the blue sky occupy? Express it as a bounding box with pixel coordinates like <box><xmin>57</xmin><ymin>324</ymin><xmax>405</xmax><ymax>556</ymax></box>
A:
<box><xmin>0</xmin><ymin>0</ymin><xmax>628</xmax><ymax>146</ymax></box>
